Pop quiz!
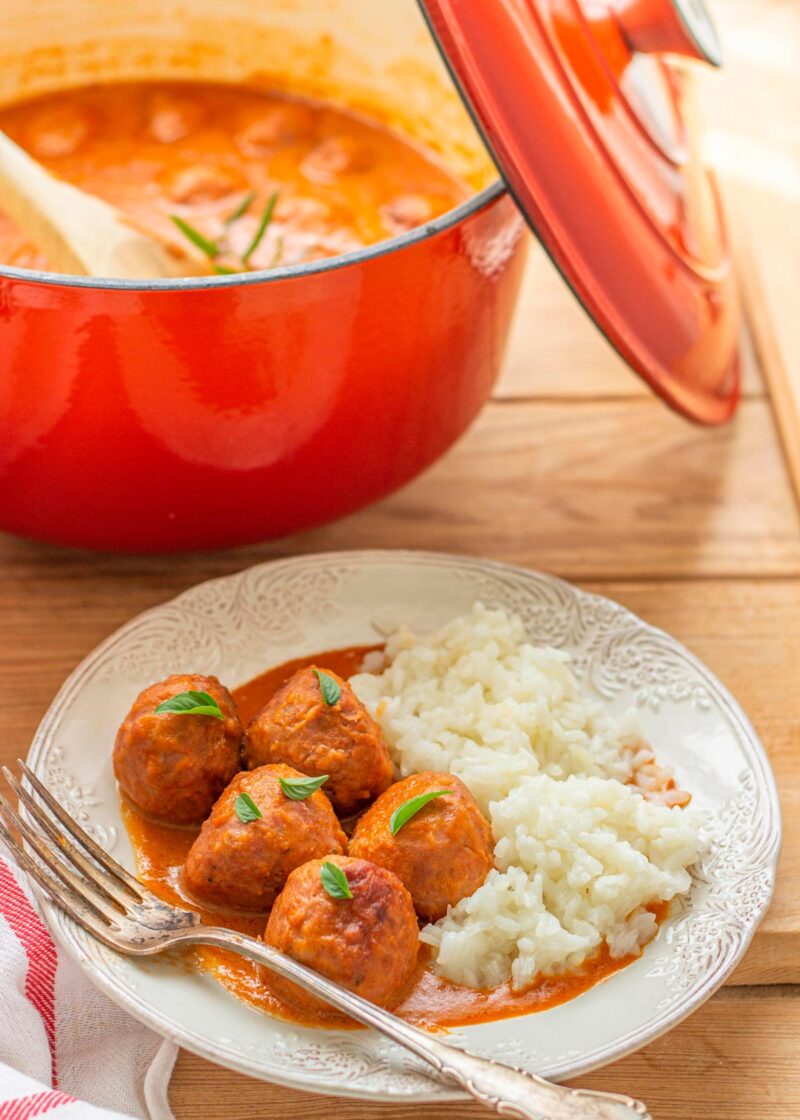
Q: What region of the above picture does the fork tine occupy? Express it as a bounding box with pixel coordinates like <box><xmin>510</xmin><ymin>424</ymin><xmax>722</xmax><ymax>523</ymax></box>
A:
<box><xmin>0</xmin><ymin>816</ymin><xmax>122</xmax><ymax>951</ymax></box>
<box><xmin>16</xmin><ymin>760</ymin><xmax>143</xmax><ymax>895</ymax></box>
<box><xmin>0</xmin><ymin>794</ymin><xmax>124</xmax><ymax>925</ymax></box>
<box><xmin>5</xmin><ymin>769</ymin><xmax>142</xmax><ymax>907</ymax></box>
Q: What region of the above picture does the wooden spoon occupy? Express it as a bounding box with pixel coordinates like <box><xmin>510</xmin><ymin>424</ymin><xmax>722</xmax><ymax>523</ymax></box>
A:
<box><xmin>0</xmin><ymin>129</ymin><xmax>208</xmax><ymax>279</ymax></box>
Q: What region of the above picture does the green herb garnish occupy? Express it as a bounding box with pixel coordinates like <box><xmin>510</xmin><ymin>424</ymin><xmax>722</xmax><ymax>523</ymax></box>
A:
<box><xmin>169</xmin><ymin>215</ymin><xmax>219</xmax><ymax>260</ymax></box>
<box><xmin>313</xmin><ymin>669</ymin><xmax>341</xmax><ymax>707</ymax></box>
<box><xmin>170</xmin><ymin>191</ymin><xmax>280</xmax><ymax>273</ymax></box>
<box><xmin>242</xmin><ymin>191</ymin><xmax>279</xmax><ymax>265</ymax></box>
<box><xmin>234</xmin><ymin>792</ymin><xmax>263</xmax><ymax>823</ymax></box>
<box><xmin>320</xmin><ymin>861</ymin><xmax>352</xmax><ymax>900</ymax></box>
<box><xmin>154</xmin><ymin>691</ymin><xmax>224</xmax><ymax>720</ymax></box>
<box><xmin>269</xmin><ymin>234</ymin><xmax>284</xmax><ymax>268</ymax></box>
<box><xmin>390</xmin><ymin>790</ymin><xmax>452</xmax><ymax>835</ymax></box>
<box><xmin>223</xmin><ymin>190</ymin><xmax>256</xmax><ymax>227</ymax></box>
<box><xmin>279</xmin><ymin>773</ymin><xmax>330</xmax><ymax>801</ymax></box>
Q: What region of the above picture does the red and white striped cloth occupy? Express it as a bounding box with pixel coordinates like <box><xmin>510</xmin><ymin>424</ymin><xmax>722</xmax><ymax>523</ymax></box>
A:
<box><xmin>0</xmin><ymin>854</ymin><xmax>176</xmax><ymax>1120</ymax></box>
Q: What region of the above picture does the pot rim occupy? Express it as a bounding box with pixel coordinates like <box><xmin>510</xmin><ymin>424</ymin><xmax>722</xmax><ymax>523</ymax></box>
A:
<box><xmin>0</xmin><ymin>179</ymin><xmax>506</xmax><ymax>292</ymax></box>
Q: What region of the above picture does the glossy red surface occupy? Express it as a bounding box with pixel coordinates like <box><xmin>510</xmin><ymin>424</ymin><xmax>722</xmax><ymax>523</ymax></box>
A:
<box><xmin>614</xmin><ymin>0</ymin><xmax>722</xmax><ymax>64</ymax></box>
<box><xmin>417</xmin><ymin>0</ymin><xmax>740</xmax><ymax>424</ymax></box>
<box><xmin>0</xmin><ymin>193</ymin><xmax>526</xmax><ymax>551</ymax></box>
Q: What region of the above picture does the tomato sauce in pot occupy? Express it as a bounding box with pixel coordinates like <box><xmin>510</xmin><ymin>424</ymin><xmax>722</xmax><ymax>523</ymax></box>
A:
<box><xmin>120</xmin><ymin>646</ymin><xmax>669</xmax><ymax>1030</ymax></box>
<box><xmin>0</xmin><ymin>81</ymin><xmax>468</xmax><ymax>272</ymax></box>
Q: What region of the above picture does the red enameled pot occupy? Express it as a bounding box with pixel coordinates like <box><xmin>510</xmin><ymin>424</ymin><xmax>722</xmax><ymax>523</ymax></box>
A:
<box><xmin>0</xmin><ymin>190</ymin><xmax>525</xmax><ymax>552</ymax></box>
<box><xmin>0</xmin><ymin>0</ymin><xmax>527</xmax><ymax>552</ymax></box>
<box><xmin>0</xmin><ymin>0</ymin><xmax>736</xmax><ymax>553</ymax></box>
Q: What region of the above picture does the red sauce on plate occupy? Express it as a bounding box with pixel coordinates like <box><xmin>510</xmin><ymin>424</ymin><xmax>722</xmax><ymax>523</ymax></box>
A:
<box><xmin>120</xmin><ymin>645</ymin><xmax>668</xmax><ymax>1030</ymax></box>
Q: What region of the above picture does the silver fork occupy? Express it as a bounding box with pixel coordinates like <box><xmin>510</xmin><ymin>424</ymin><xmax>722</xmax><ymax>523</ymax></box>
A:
<box><xmin>0</xmin><ymin>762</ymin><xmax>651</xmax><ymax>1120</ymax></box>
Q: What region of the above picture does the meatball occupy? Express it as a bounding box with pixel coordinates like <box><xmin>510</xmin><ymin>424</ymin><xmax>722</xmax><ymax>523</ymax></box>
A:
<box><xmin>348</xmin><ymin>772</ymin><xmax>493</xmax><ymax>922</ymax></box>
<box><xmin>164</xmin><ymin>163</ymin><xmax>243</xmax><ymax>204</ymax></box>
<box><xmin>113</xmin><ymin>674</ymin><xmax>241</xmax><ymax>824</ymax></box>
<box><xmin>147</xmin><ymin>89</ymin><xmax>206</xmax><ymax>143</ymax></box>
<box><xmin>265</xmin><ymin>856</ymin><xmax>419</xmax><ymax>1010</ymax></box>
<box><xmin>24</xmin><ymin>103</ymin><xmax>93</xmax><ymax>158</ymax></box>
<box><xmin>300</xmin><ymin>136</ymin><xmax>372</xmax><ymax>183</ymax></box>
<box><xmin>243</xmin><ymin>666</ymin><xmax>393</xmax><ymax>815</ymax></box>
<box><xmin>234</xmin><ymin>103</ymin><xmax>315</xmax><ymax>156</ymax></box>
<box><xmin>380</xmin><ymin>193</ymin><xmax>434</xmax><ymax>234</ymax></box>
<box><xmin>184</xmin><ymin>764</ymin><xmax>347</xmax><ymax>911</ymax></box>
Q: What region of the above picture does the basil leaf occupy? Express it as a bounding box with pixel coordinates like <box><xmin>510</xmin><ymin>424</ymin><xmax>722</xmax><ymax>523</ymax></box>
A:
<box><xmin>234</xmin><ymin>792</ymin><xmax>263</xmax><ymax>824</ymax></box>
<box><xmin>390</xmin><ymin>790</ymin><xmax>452</xmax><ymax>835</ymax></box>
<box><xmin>279</xmin><ymin>774</ymin><xmax>329</xmax><ymax>801</ymax></box>
<box><xmin>313</xmin><ymin>669</ymin><xmax>341</xmax><ymax>707</ymax></box>
<box><xmin>242</xmin><ymin>191</ymin><xmax>279</xmax><ymax>265</ymax></box>
<box><xmin>224</xmin><ymin>190</ymin><xmax>256</xmax><ymax>227</ymax></box>
<box><xmin>320</xmin><ymin>861</ymin><xmax>353</xmax><ymax>900</ymax></box>
<box><xmin>169</xmin><ymin>215</ymin><xmax>219</xmax><ymax>259</ymax></box>
<box><xmin>154</xmin><ymin>691</ymin><xmax>224</xmax><ymax>720</ymax></box>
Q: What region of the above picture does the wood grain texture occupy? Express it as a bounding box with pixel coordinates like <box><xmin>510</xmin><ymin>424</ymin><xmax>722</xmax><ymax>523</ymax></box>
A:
<box><xmin>737</xmin><ymin>222</ymin><xmax>800</xmax><ymax>506</ymax></box>
<box><xmin>1</xmin><ymin>397</ymin><xmax>797</xmax><ymax>584</ymax></box>
<box><xmin>257</xmin><ymin>398</ymin><xmax>798</xmax><ymax>580</ymax></box>
<box><xmin>276</xmin><ymin>399</ymin><xmax>798</xmax><ymax>580</ymax></box>
<box><xmin>694</xmin><ymin>0</ymin><xmax>800</xmax><ymax>500</ymax></box>
<box><xmin>169</xmin><ymin>987</ymin><xmax>800</xmax><ymax>1120</ymax></box>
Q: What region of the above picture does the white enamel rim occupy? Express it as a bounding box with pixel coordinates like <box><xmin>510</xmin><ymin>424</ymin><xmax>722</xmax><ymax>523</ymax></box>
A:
<box><xmin>25</xmin><ymin>550</ymin><xmax>781</xmax><ymax>1102</ymax></box>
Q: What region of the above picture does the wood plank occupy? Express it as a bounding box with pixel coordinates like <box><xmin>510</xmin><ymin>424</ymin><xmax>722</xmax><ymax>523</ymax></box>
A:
<box><xmin>494</xmin><ymin>242</ymin><xmax>763</xmax><ymax>401</ymax></box>
<box><xmin>0</xmin><ymin>577</ymin><xmax>796</xmax><ymax>981</ymax></box>
<box><xmin>260</xmin><ymin>398</ymin><xmax>799</xmax><ymax>581</ymax></box>
<box><xmin>694</xmin><ymin>0</ymin><xmax>800</xmax><ymax>495</ymax></box>
<box><xmin>169</xmin><ymin>987</ymin><xmax>800</xmax><ymax>1120</ymax></box>
<box><xmin>736</xmin><ymin>209</ymin><xmax>800</xmax><ymax>505</ymax></box>
<box><xmin>2</xmin><ymin>398</ymin><xmax>797</xmax><ymax>583</ymax></box>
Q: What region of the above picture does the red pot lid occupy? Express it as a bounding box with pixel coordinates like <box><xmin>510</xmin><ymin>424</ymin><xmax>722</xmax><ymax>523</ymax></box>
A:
<box><xmin>417</xmin><ymin>0</ymin><xmax>740</xmax><ymax>424</ymax></box>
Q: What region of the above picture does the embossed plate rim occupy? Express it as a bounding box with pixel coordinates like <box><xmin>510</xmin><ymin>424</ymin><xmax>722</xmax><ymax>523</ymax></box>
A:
<box><xmin>25</xmin><ymin>550</ymin><xmax>781</xmax><ymax>1101</ymax></box>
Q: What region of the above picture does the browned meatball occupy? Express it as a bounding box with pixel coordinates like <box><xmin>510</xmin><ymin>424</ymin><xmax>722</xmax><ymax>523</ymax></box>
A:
<box><xmin>264</xmin><ymin>856</ymin><xmax>419</xmax><ymax>1011</ymax></box>
<box><xmin>243</xmin><ymin>666</ymin><xmax>393</xmax><ymax>815</ymax></box>
<box><xmin>348</xmin><ymin>771</ymin><xmax>493</xmax><ymax>922</ymax></box>
<box><xmin>184</xmin><ymin>764</ymin><xmax>347</xmax><ymax>911</ymax></box>
<box><xmin>113</xmin><ymin>674</ymin><xmax>241</xmax><ymax>824</ymax></box>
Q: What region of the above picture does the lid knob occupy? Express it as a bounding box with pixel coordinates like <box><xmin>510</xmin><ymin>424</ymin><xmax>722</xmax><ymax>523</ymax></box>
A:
<box><xmin>613</xmin><ymin>0</ymin><xmax>723</xmax><ymax>66</ymax></box>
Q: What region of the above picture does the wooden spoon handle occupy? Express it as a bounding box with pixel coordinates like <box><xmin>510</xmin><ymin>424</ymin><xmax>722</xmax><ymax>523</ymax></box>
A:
<box><xmin>0</xmin><ymin>130</ymin><xmax>90</xmax><ymax>273</ymax></box>
<box><xmin>0</xmin><ymin>129</ymin><xmax>206</xmax><ymax>279</ymax></box>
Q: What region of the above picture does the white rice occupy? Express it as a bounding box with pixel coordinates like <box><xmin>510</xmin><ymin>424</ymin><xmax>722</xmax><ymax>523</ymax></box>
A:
<box><xmin>351</xmin><ymin>602</ymin><xmax>701</xmax><ymax>989</ymax></box>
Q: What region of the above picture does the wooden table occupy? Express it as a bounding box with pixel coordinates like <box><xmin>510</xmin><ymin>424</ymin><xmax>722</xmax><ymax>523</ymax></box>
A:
<box><xmin>2</xmin><ymin>2</ymin><xmax>799</xmax><ymax>1117</ymax></box>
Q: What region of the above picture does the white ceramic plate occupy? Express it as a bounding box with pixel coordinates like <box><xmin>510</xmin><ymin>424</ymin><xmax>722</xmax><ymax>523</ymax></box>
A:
<box><xmin>27</xmin><ymin>551</ymin><xmax>780</xmax><ymax>1102</ymax></box>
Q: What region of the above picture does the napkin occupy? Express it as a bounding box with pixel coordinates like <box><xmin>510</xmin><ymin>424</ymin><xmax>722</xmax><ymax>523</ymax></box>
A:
<box><xmin>0</xmin><ymin>852</ymin><xmax>177</xmax><ymax>1120</ymax></box>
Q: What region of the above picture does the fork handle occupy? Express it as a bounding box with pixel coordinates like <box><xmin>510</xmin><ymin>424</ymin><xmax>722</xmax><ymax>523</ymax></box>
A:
<box><xmin>177</xmin><ymin>928</ymin><xmax>651</xmax><ymax>1119</ymax></box>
